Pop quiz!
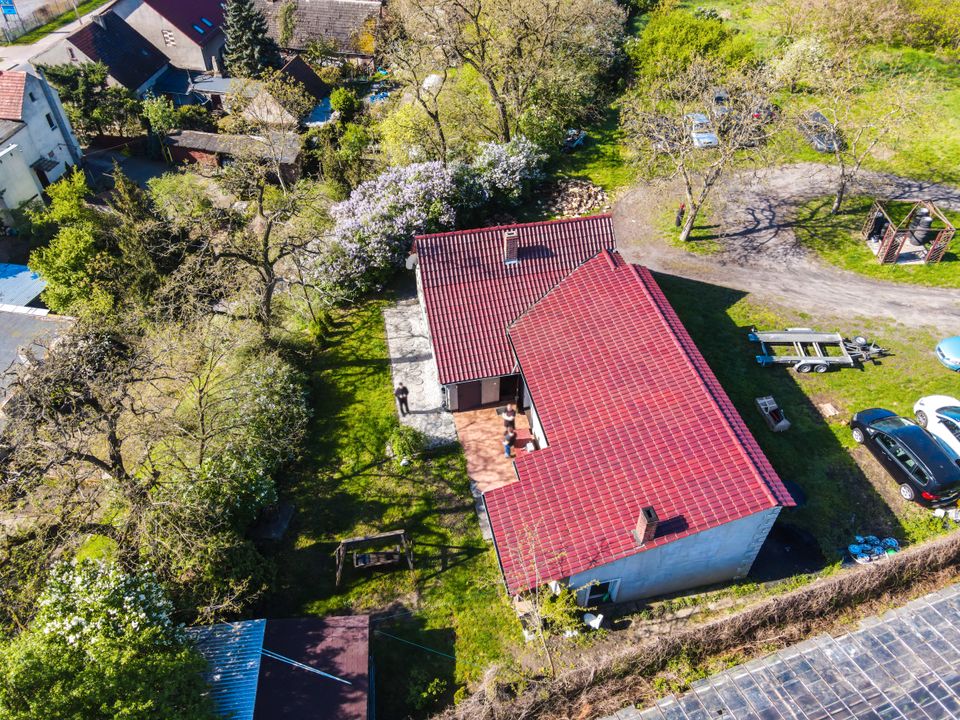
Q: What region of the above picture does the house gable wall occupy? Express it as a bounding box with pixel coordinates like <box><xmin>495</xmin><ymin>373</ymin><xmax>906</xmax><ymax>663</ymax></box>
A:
<box><xmin>112</xmin><ymin>0</ymin><xmax>223</xmax><ymax>72</ymax></box>
<box><xmin>569</xmin><ymin>507</ymin><xmax>780</xmax><ymax>604</ymax></box>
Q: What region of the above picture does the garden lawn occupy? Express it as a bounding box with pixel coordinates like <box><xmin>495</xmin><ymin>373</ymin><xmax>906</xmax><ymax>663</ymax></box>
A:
<box><xmin>548</xmin><ymin>104</ymin><xmax>638</xmax><ymax>195</ymax></box>
<box><xmin>6</xmin><ymin>0</ymin><xmax>112</xmax><ymax>45</ymax></box>
<box><xmin>658</xmin><ymin>274</ymin><xmax>958</xmax><ymax>557</ymax></box>
<box><xmin>794</xmin><ymin>196</ymin><xmax>960</xmax><ymax>288</ymax></box>
<box><xmin>269</xmin><ymin>297</ymin><xmax>519</xmax><ymax>718</ymax></box>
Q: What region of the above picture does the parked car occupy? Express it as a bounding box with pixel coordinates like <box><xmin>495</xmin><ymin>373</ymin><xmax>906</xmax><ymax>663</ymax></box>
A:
<box><xmin>710</xmin><ymin>88</ymin><xmax>730</xmax><ymax>118</ymax></box>
<box><xmin>562</xmin><ymin>129</ymin><xmax>587</xmax><ymax>153</ymax></box>
<box><xmin>851</xmin><ymin>408</ymin><xmax>960</xmax><ymax>507</ymax></box>
<box><xmin>686</xmin><ymin>113</ymin><xmax>719</xmax><ymax>149</ymax></box>
<box><xmin>935</xmin><ymin>336</ymin><xmax>960</xmax><ymax>371</ymax></box>
<box><xmin>798</xmin><ymin>110</ymin><xmax>844</xmax><ymax>153</ymax></box>
<box><xmin>914</xmin><ymin>396</ymin><xmax>960</xmax><ymax>458</ymax></box>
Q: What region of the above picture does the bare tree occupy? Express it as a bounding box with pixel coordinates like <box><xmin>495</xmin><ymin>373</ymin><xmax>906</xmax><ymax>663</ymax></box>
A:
<box><xmin>625</xmin><ymin>63</ymin><xmax>785</xmax><ymax>243</ymax></box>
<box><xmin>811</xmin><ymin>55</ymin><xmax>916</xmax><ymax>214</ymax></box>
<box><xmin>393</xmin><ymin>0</ymin><xmax>625</xmax><ymax>143</ymax></box>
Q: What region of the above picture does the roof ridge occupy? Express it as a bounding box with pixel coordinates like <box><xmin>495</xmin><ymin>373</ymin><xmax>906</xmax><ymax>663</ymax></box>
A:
<box><xmin>627</xmin><ymin>265</ymin><xmax>784</xmax><ymax>509</ymax></box>
<box><xmin>415</xmin><ymin>213</ymin><xmax>613</xmax><ymax>242</ymax></box>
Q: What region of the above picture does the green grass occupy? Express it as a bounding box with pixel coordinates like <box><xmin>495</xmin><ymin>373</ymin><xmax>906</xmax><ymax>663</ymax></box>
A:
<box><xmin>548</xmin><ymin>104</ymin><xmax>638</xmax><ymax>194</ymax></box>
<box><xmin>658</xmin><ymin>274</ymin><xmax>957</xmax><ymax>556</ymax></box>
<box><xmin>6</xmin><ymin>0</ymin><xmax>112</xmax><ymax>45</ymax></box>
<box><xmin>269</xmin><ymin>296</ymin><xmax>519</xmax><ymax>718</ymax></box>
<box><xmin>794</xmin><ymin>196</ymin><xmax>960</xmax><ymax>288</ymax></box>
<box><xmin>655</xmin><ymin>201</ymin><xmax>723</xmax><ymax>254</ymax></box>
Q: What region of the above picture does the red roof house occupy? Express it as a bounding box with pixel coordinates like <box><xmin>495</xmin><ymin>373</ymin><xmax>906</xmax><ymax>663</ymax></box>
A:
<box><xmin>414</xmin><ymin>215</ymin><xmax>615</xmax><ymax>409</ymax></box>
<box><xmin>482</xmin><ymin>250</ymin><xmax>794</xmax><ymax>602</ymax></box>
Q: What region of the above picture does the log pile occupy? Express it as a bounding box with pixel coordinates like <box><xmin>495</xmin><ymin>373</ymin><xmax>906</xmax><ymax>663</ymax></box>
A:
<box><xmin>538</xmin><ymin>179</ymin><xmax>611</xmax><ymax>218</ymax></box>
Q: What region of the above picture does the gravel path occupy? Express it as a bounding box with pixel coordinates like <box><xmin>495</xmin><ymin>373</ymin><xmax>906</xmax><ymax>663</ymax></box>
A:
<box><xmin>614</xmin><ymin>163</ymin><xmax>960</xmax><ymax>329</ymax></box>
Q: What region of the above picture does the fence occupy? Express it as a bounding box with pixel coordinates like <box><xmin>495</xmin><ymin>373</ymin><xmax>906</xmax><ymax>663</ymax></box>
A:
<box><xmin>0</xmin><ymin>0</ymin><xmax>83</xmax><ymax>43</ymax></box>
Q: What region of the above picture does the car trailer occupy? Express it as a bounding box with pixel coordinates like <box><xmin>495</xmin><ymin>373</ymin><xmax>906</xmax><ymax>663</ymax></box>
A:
<box><xmin>748</xmin><ymin>327</ymin><xmax>887</xmax><ymax>373</ymax></box>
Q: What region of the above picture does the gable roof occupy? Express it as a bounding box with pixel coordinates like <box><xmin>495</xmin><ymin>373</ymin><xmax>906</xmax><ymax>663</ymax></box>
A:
<box><xmin>166</xmin><ymin>130</ymin><xmax>302</xmax><ymax>166</ymax></box>
<box><xmin>484</xmin><ymin>251</ymin><xmax>794</xmax><ymax>595</ymax></box>
<box><xmin>141</xmin><ymin>0</ymin><xmax>224</xmax><ymax>46</ymax></box>
<box><xmin>190</xmin><ymin>616</ymin><xmax>370</xmax><ymax>720</ymax></box>
<box><xmin>68</xmin><ymin>12</ymin><xmax>167</xmax><ymax>91</ymax></box>
<box><xmin>416</xmin><ymin>215</ymin><xmax>616</xmax><ymax>386</ymax></box>
<box><xmin>280</xmin><ymin>55</ymin><xmax>330</xmax><ymax>102</ymax></box>
<box><xmin>0</xmin><ymin>71</ymin><xmax>26</xmax><ymax>121</ymax></box>
<box><xmin>253</xmin><ymin>0</ymin><xmax>383</xmax><ymax>54</ymax></box>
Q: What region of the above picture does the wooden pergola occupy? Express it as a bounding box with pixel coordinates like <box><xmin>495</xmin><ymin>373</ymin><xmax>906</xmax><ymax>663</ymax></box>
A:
<box><xmin>334</xmin><ymin>530</ymin><xmax>414</xmax><ymax>587</ymax></box>
<box><xmin>862</xmin><ymin>200</ymin><xmax>956</xmax><ymax>265</ymax></box>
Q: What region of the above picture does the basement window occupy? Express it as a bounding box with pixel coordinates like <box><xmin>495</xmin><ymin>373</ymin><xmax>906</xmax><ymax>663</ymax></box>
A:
<box><xmin>28</xmin><ymin>91</ymin><xmax>36</xmax><ymax>102</ymax></box>
<box><xmin>45</xmin><ymin>113</ymin><xmax>55</xmax><ymax>129</ymax></box>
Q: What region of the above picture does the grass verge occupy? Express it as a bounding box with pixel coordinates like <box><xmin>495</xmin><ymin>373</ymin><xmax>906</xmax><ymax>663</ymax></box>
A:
<box><xmin>6</xmin><ymin>0</ymin><xmax>112</xmax><ymax>45</ymax></box>
<box><xmin>269</xmin><ymin>296</ymin><xmax>519</xmax><ymax>718</ymax></box>
<box><xmin>654</xmin><ymin>201</ymin><xmax>723</xmax><ymax>255</ymax></box>
<box><xmin>794</xmin><ymin>196</ymin><xmax>960</xmax><ymax>288</ymax></box>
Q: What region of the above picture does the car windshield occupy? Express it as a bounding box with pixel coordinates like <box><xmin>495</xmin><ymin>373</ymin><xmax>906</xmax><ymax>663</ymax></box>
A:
<box><xmin>872</xmin><ymin>416</ymin><xmax>914</xmax><ymax>432</ymax></box>
<box><xmin>693</xmin><ymin>123</ymin><xmax>712</xmax><ymax>133</ymax></box>
<box><xmin>939</xmin><ymin>407</ymin><xmax>960</xmax><ymax>423</ymax></box>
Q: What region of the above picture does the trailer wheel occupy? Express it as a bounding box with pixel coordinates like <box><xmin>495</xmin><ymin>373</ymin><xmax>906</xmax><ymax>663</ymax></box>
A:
<box><xmin>795</xmin><ymin>363</ymin><xmax>811</xmax><ymax>373</ymax></box>
<box><xmin>814</xmin><ymin>363</ymin><xmax>829</xmax><ymax>373</ymax></box>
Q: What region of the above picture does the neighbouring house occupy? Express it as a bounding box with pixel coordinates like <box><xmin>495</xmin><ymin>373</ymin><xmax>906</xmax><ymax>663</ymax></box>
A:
<box><xmin>235</xmin><ymin>56</ymin><xmax>332</xmax><ymax>126</ymax></box>
<box><xmin>190</xmin><ymin>616</ymin><xmax>371</xmax><ymax>720</ymax></box>
<box><xmin>111</xmin><ymin>0</ymin><xmax>226</xmax><ymax>73</ymax></box>
<box><xmin>164</xmin><ymin>129</ymin><xmax>301</xmax><ymax>182</ymax></box>
<box><xmin>0</xmin><ymin>69</ymin><xmax>81</xmax><ymax>223</ymax></box>
<box><xmin>253</xmin><ymin>0</ymin><xmax>384</xmax><ymax>62</ymax></box>
<box><xmin>30</xmin><ymin>11</ymin><xmax>169</xmax><ymax>96</ymax></box>
<box><xmin>413</xmin><ymin>217</ymin><xmax>794</xmax><ymax>605</ymax></box>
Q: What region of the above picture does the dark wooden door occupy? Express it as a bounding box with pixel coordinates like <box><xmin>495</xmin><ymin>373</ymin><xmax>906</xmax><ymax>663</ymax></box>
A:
<box><xmin>457</xmin><ymin>381</ymin><xmax>482</xmax><ymax>410</ymax></box>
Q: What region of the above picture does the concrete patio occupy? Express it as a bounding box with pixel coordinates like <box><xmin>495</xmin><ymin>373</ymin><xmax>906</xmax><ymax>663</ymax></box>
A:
<box><xmin>383</xmin><ymin>295</ymin><xmax>457</xmax><ymax>448</ymax></box>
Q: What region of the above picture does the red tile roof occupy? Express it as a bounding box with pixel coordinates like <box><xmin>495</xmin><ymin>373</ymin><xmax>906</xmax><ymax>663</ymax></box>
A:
<box><xmin>485</xmin><ymin>250</ymin><xmax>795</xmax><ymax>595</ymax></box>
<box><xmin>0</xmin><ymin>71</ymin><xmax>26</xmax><ymax>121</ymax></box>
<box><xmin>255</xmin><ymin>616</ymin><xmax>369</xmax><ymax>719</ymax></box>
<box><xmin>415</xmin><ymin>215</ymin><xmax>616</xmax><ymax>385</ymax></box>
<box><xmin>142</xmin><ymin>0</ymin><xmax>224</xmax><ymax>45</ymax></box>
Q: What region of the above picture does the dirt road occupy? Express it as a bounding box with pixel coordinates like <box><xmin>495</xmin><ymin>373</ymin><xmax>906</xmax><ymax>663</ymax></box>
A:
<box><xmin>614</xmin><ymin>163</ymin><xmax>960</xmax><ymax>329</ymax></box>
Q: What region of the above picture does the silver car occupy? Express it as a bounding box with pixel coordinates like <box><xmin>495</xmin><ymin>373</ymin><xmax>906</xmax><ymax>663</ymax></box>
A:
<box><xmin>686</xmin><ymin>113</ymin><xmax>719</xmax><ymax>149</ymax></box>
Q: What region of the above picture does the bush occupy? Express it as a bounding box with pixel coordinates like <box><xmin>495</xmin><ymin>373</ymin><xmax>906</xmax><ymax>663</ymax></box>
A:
<box><xmin>626</xmin><ymin>9</ymin><xmax>755</xmax><ymax>78</ymax></box>
<box><xmin>330</xmin><ymin>87</ymin><xmax>363</xmax><ymax>122</ymax></box>
<box><xmin>388</xmin><ymin>424</ymin><xmax>427</xmax><ymax>467</ymax></box>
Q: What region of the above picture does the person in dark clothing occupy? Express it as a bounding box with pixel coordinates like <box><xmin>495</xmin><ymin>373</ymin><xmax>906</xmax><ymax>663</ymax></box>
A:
<box><xmin>675</xmin><ymin>202</ymin><xmax>686</xmax><ymax>228</ymax></box>
<box><xmin>503</xmin><ymin>428</ymin><xmax>517</xmax><ymax>458</ymax></box>
<box><xmin>395</xmin><ymin>384</ymin><xmax>410</xmax><ymax>416</ymax></box>
<box><xmin>502</xmin><ymin>404</ymin><xmax>517</xmax><ymax>430</ymax></box>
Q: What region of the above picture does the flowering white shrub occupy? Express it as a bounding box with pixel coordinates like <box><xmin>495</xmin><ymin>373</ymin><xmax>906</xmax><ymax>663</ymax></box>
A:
<box><xmin>35</xmin><ymin>560</ymin><xmax>182</xmax><ymax>648</ymax></box>
<box><xmin>469</xmin><ymin>136</ymin><xmax>546</xmax><ymax>203</ymax></box>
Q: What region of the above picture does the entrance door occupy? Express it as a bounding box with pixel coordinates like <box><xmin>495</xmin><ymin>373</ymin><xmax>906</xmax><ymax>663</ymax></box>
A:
<box><xmin>457</xmin><ymin>381</ymin><xmax>482</xmax><ymax>411</ymax></box>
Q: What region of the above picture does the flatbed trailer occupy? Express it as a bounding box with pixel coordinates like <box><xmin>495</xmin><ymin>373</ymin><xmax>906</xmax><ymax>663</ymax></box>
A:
<box><xmin>748</xmin><ymin>327</ymin><xmax>887</xmax><ymax>373</ymax></box>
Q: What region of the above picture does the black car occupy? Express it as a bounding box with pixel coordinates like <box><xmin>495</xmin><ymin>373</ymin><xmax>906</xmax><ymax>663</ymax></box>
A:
<box><xmin>851</xmin><ymin>408</ymin><xmax>960</xmax><ymax>507</ymax></box>
<box><xmin>798</xmin><ymin>110</ymin><xmax>844</xmax><ymax>153</ymax></box>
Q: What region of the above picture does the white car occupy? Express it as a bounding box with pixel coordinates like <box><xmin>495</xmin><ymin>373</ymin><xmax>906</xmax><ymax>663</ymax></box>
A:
<box><xmin>685</xmin><ymin>113</ymin><xmax>719</xmax><ymax>149</ymax></box>
<box><xmin>914</xmin><ymin>395</ymin><xmax>960</xmax><ymax>457</ymax></box>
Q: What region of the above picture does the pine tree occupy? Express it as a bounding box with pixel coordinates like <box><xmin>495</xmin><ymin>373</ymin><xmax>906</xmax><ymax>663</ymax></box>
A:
<box><xmin>223</xmin><ymin>0</ymin><xmax>282</xmax><ymax>78</ymax></box>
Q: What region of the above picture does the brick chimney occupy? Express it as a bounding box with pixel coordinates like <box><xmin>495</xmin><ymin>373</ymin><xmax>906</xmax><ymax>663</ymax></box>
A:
<box><xmin>633</xmin><ymin>507</ymin><xmax>658</xmax><ymax>546</ymax></box>
<box><xmin>503</xmin><ymin>229</ymin><xmax>519</xmax><ymax>265</ymax></box>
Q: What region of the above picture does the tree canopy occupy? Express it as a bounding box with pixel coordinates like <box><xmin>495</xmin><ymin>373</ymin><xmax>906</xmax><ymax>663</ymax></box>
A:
<box><xmin>223</xmin><ymin>0</ymin><xmax>282</xmax><ymax>77</ymax></box>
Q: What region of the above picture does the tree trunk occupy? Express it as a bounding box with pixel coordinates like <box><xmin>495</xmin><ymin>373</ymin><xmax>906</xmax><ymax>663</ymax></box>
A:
<box><xmin>831</xmin><ymin>176</ymin><xmax>846</xmax><ymax>215</ymax></box>
<box><xmin>259</xmin><ymin>275</ymin><xmax>277</xmax><ymax>336</ymax></box>
<box><xmin>678</xmin><ymin>203</ymin><xmax>700</xmax><ymax>243</ymax></box>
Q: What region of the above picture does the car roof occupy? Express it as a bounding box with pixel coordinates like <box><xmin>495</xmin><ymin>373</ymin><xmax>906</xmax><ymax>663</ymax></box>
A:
<box><xmin>938</xmin><ymin>336</ymin><xmax>960</xmax><ymax>357</ymax></box>
<box><xmin>888</xmin><ymin>424</ymin><xmax>960</xmax><ymax>480</ymax></box>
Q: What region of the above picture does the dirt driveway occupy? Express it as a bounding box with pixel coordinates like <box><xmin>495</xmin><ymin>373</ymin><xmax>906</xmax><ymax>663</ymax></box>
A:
<box><xmin>614</xmin><ymin>163</ymin><xmax>960</xmax><ymax>329</ymax></box>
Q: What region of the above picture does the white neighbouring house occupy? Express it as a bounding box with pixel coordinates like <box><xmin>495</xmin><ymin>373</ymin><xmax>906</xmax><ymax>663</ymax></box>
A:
<box><xmin>0</xmin><ymin>69</ymin><xmax>81</xmax><ymax>224</ymax></box>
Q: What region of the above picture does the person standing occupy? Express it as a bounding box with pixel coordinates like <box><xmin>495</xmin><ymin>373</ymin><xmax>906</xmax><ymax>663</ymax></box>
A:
<box><xmin>395</xmin><ymin>383</ymin><xmax>410</xmax><ymax>416</ymax></box>
<box><xmin>675</xmin><ymin>202</ymin><xmax>686</xmax><ymax>228</ymax></box>
<box><xmin>503</xmin><ymin>428</ymin><xmax>517</xmax><ymax>458</ymax></box>
<box><xmin>502</xmin><ymin>403</ymin><xmax>517</xmax><ymax>430</ymax></box>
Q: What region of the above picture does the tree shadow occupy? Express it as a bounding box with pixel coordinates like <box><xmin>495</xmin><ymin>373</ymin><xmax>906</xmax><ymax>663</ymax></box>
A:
<box><xmin>655</xmin><ymin>272</ymin><xmax>906</xmax><ymax>563</ymax></box>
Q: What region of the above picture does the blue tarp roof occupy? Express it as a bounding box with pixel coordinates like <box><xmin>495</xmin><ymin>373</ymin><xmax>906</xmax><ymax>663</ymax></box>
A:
<box><xmin>0</xmin><ymin>264</ymin><xmax>45</xmax><ymax>307</ymax></box>
<box><xmin>189</xmin><ymin>619</ymin><xmax>265</xmax><ymax>720</ymax></box>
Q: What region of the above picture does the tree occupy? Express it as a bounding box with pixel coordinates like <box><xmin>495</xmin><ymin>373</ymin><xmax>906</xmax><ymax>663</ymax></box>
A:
<box><xmin>40</xmin><ymin>62</ymin><xmax>139</xmax><ymax>140</ymax></box>
<box><xmin>625</xmin><ymin>62</ymin><xmax>784</xmax><ymax>242</ymax></box>
<box><xmin>277</xmin><ymin>0</ymin><xmax>298</xmax><ymax>46</ymax></box>
<box><xmin>142</xmin><ymin>93</ymin><xmax>179</xmax><ymax>138</ymax></box>
<box><xmin>223</xmin><ymin>0</ymin><xmax>282</xmax><ymax>77</ymax></box>
<box><xmin>808</xmin><ymin>54</ymin><xmax>916</xmax><ymax>214</ymax></box>
<box><xmin>0</xmin><ymin>561</ymin><xmax>215</xmax><ymax>720</ymax></box>
<box><xmin>392</xmin><ymin>0</ymin><xmax>625</xmax><ymax>144</ymax></box>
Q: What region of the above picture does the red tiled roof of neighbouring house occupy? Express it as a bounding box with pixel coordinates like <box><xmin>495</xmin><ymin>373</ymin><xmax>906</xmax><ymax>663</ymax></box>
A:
<box><xmin>68</xmin><ymin>12</ymin><xmax>167</xmax><ymax>91</ymax></box>
<box><xmin>255</xmin><ymin>616</ymin><xmax>369</xmax><ymax>719</ymax></box>
<box><xmin>142</xmin><ymin>0</ymin><xmax>224</xmax><ymax>44</ymax></box>
<box><xmin>484</xmin><ymin>250</ymin><xmax>795</xmax><ymax>595</ymax></box>
<box><xmin>0</xmin><ymin>71</ymin><xmax>26</xmax><ymax>121</ymax></box>
<box><xmin>415</xmin><ymin>215</ymin><xmax>616</xmax><ymax>386</ymax></box>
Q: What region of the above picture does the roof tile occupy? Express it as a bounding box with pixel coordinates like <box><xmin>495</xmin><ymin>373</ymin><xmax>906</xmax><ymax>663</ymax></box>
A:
<box><xmin>0</xmin><ymin>71</ymin><xmax>26</xmax><ymax>121</ymax></box>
